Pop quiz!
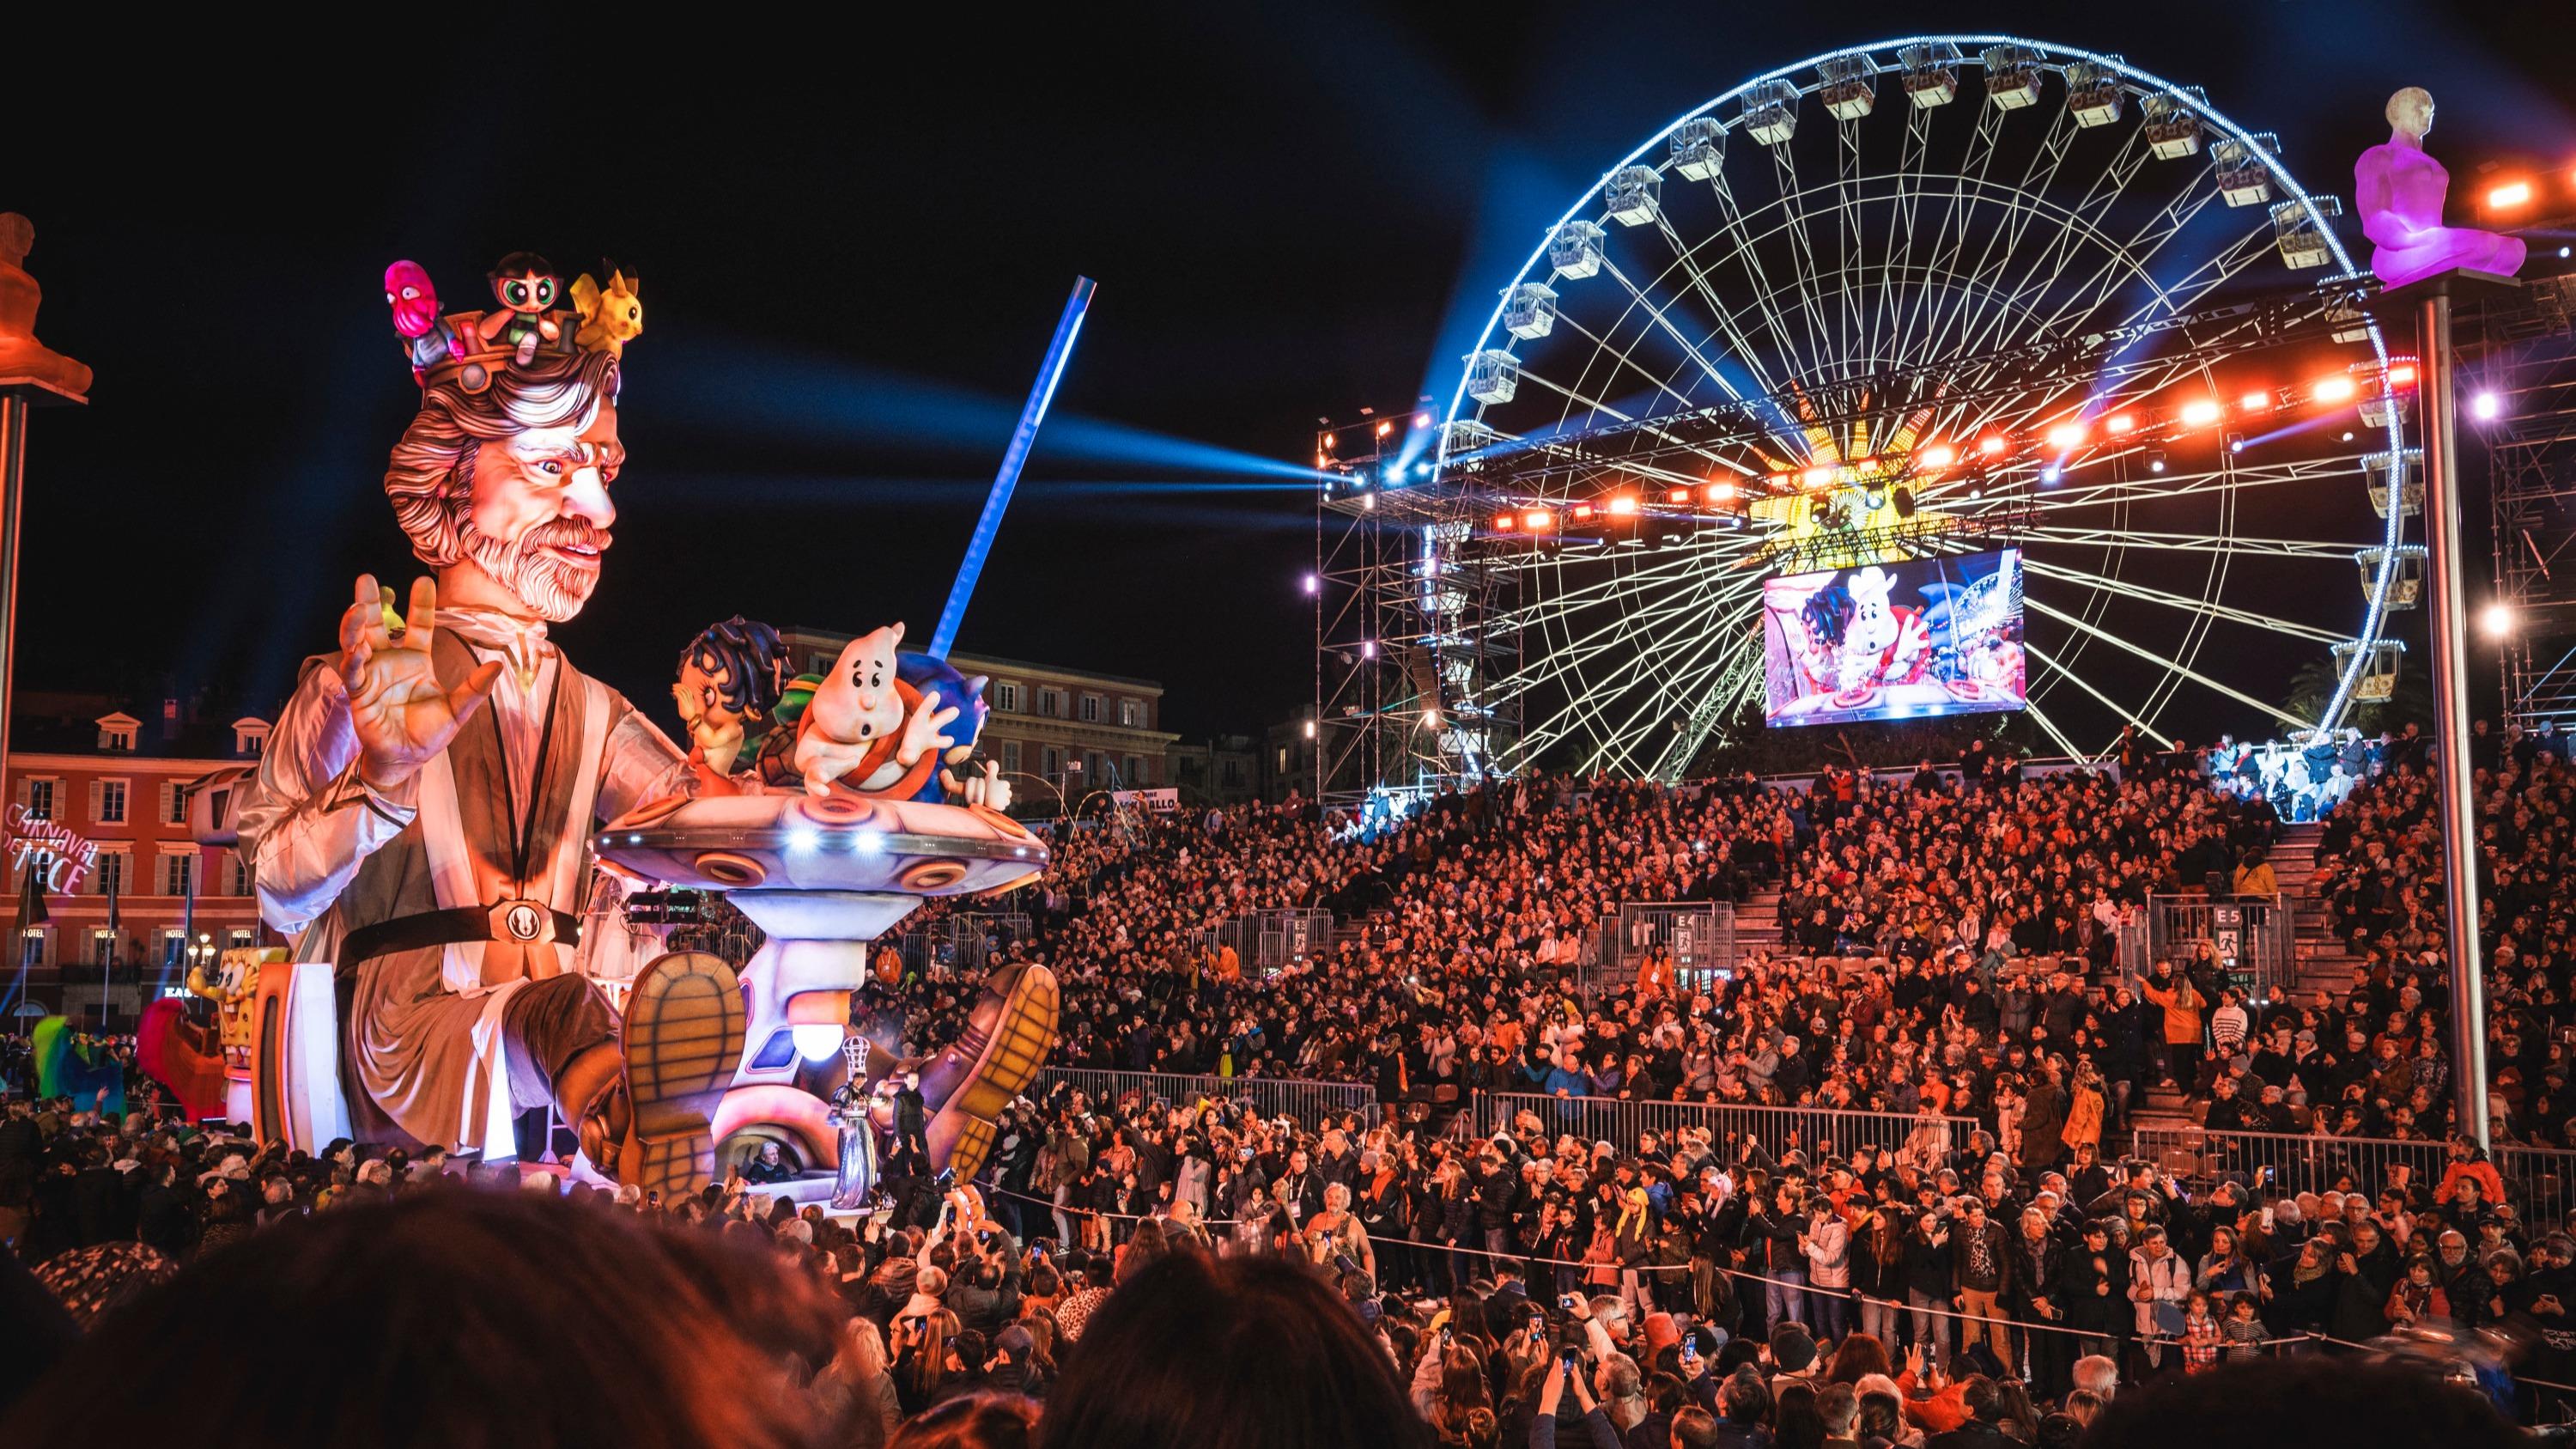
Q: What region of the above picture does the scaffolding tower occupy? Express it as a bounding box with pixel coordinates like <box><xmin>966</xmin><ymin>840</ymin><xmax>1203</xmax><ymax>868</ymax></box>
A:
<box><xmin>2474</xmin><ymin>273</ymin><xmax>2576</xmax><ymax>727</ymax></box>
<box><xmin>1313</xmin><ymin>405</ymin><xmax>1520</xmax><ymax>809</ymax></box>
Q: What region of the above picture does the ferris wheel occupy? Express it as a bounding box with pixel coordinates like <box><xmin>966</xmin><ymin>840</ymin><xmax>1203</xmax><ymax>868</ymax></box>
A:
<box><xmin>1413</xmin><ymin>36</ymin><xmax>2415</xmax><ymax>780</ymax></box>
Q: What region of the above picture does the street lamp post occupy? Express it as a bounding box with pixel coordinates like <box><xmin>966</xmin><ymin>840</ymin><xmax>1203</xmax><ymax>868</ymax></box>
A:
<box><xmin>0</xmin><ymin>215</ymin><xmax>93</xmax><ymax>829</ymax></box>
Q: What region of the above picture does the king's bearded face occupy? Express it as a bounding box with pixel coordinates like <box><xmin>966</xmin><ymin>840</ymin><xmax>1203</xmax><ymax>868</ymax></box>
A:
<box><xmin>456</xmin><ymin>404</ymin><xmax>622</xmax><ymax>622</ymax></box>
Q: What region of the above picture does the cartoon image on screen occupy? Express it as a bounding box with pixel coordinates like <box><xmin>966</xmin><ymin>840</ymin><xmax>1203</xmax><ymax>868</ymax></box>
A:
<box><xmin>1760</xmin><ymin>548</ymin><xmax>2026</xmax><ymax>728</ymax></box>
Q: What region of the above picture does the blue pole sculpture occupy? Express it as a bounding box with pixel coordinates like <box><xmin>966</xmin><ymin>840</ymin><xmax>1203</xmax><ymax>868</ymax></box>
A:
<box><xmin>928</xmin><ymin>277</ymin><xmax>1097</xmax><ymax>659</ymax></box>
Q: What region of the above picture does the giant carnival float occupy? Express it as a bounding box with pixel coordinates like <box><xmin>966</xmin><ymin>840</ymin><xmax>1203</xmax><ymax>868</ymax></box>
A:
<box><xmin>135</xmin><ymin>251</ymin><xmax>1067</xmax><ymax>1204</ymax></box>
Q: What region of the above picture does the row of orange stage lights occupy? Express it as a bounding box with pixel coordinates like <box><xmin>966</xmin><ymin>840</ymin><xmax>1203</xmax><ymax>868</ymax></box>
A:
<box><xmin>2476</xmin><ymin>164</ymin><xmax>2576</xmax><ymax>224</ymax></box>
<box><xmin>1487</xmin><ymin>360</ymin><xmax>2416</xmax><ymax>537</ymax></box>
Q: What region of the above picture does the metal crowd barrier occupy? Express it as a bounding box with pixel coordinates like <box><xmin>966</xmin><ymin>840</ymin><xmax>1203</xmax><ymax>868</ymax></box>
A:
<box><xmin>1036</xmin><ymin>1068</ymin><xmax>1376</xmax><ymax>1127</ymax></box>
<box><xmin>2132</xmin><ymin>1126</ymin><xmax>2575</xmax><ymax>1221</ymax></box>
<box><xmin>1470</xmin><ymin>1091</ymin><xmax>1971</xmax><ymax>1172</ymax></box>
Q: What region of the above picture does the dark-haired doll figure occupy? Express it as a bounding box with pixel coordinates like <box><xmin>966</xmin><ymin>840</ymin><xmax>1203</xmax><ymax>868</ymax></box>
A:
<box><xmin>672</xmin><ymin>616</ymin><xmax>786</xmax><ymax>782</ymax></box>
<box><xmin>477</xmin><ymin>252</ymin><xmax>562</xmax><ymax>365</ymax></box>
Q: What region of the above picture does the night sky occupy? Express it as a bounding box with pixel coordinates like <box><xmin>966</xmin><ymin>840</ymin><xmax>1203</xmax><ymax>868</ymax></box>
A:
<box><xmin>11</xmin><ymin>2</ymin><xmax>2574</xmax><ymax>744</ymax></box>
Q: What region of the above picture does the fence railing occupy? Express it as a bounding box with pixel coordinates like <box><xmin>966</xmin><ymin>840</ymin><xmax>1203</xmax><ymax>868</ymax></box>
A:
<box><xmin>2133</xmin><ymin>1126</ymin><xmax>2576</xmax><ymax>1223</ymax></box>
<box><xmin>1183</xmin><ymin>909</ymin><xmax>1336</xmax><ymax>974</ymax></box>
<box><xmin>1469</xmin><ymin>1091</ymin><xmax>1972</xmax><ymax>1172</ymax></box>
<box><xmin>2119</xmin><ymin>893</ymin><xmax>2295</xmax><ymax>1004</ymax></box>
<box><xmin>1036</xmin><ymin>1067</ymin><xmax>1376</xmax><ymax>1126</ymax></box>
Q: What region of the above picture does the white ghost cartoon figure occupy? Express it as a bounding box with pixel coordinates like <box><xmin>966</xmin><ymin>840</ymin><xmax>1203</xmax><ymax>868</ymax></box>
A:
<box><xmin>793</xmin><ymin>622</ymin><xmax>957</xmax><ymax>796</ymax></box>
<box><xmin>1838</xmin><ymin>567</ymin><xmax>1914</xmax><ymax>691</ymax></box>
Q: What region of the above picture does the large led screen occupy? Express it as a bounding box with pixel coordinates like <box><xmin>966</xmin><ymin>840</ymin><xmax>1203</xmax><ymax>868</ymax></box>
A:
<box><xmin>1759</xmin><ymin>548</ymin><xmax>2026</xmax><ymax>728</ymax></box>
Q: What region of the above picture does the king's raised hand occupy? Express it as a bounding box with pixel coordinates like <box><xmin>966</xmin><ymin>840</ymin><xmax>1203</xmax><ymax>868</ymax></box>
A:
<box><xmin>337</xmin><ymin>574</ymin><xmax>502</xmax><ymax>792</ymax></box>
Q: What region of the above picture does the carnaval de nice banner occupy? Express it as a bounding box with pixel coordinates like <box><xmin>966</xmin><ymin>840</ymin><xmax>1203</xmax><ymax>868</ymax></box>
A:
<box><xmin>1760</xmin><ymin>548</ymin><xmax>2027</xmax><ymax>729</ymax></box>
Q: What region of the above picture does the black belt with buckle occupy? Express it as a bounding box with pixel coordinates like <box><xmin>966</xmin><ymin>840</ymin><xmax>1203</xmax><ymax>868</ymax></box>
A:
<box><xmin>341</xmin><ymin>899</ymin><xmax>582</xmax><ymax>965</ymax></box>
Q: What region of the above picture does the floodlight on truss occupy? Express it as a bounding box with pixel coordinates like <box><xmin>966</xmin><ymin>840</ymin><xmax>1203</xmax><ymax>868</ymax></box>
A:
<box><xmin>1898</xmin><ymin>41</ymin><xmax>1963</xmax><ymax>108</ymax></box>
<box><xmin>1741</xmin><ymin>78</ymin><xmax>1801</xmax><ymax>145</ymax></box>
<box><xmin>2142</xmin><ymin>88</ymin><xmax>2207</xmax><ymax>159</ymax></box>
<box><xmin>1603</xmin><ymin>166</ymin><xmax>1662</xmax><ymax>227</ymax></box>
<box><xmin>2214</xmin><ymin>134</ymin><xmax>2279</xmax><ymax>208</ymax></box>
<box><xmin>1981</xmin><ymin>44</ymin><xmax>2042</xmax><ymax>108</ymax></box>
<box><xmin>1816</xmin><ymin>55</ymin><xmax>1877</xmax><ymax>120</ymax></box>
<box><xmin>2063</xmin><ymin>60</ymin><xmax>2124</xmax><ymax>127</ymax></box>
<box><xmin>1503</xmin><ymin>282</ymin><xmax>1559</xmax><ymax>341</ymax></box>
<box><xmin>1549</xmin><ymin>219</ymin><xmax>1607</xmax><ymax>280</ymax></box>
<box><xmin>1668</xmin><ymin>116</ymin><xmax>1725</xmax><ymax>180</ymax></box>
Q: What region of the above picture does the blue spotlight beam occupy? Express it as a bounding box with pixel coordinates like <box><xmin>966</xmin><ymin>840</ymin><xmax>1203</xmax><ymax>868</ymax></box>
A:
<box><xmin>929</xmin><ymin>277</ymin><xmax>1097</xmax><ymax>658</ymax></box>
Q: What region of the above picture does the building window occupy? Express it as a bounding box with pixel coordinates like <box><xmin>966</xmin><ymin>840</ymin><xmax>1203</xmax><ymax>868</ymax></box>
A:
<box><xmin>229</xmin><ymin>856</ymin><xmax>254</xmax><ymax>897</ymax></box>
<box><xmin>1000</xmin><ymin>740</ymin><xmax>1022</xmax><ymax>775</ymax></box>
<box><xmin>163</xmin><ymin>853</ymin><xmax>194</xmax><ymax>898</ymax></box>
<box><xmin>1222</xmin><ymin>758</ymin><xmax>1246</xmax><ymax>788</ymax></box>
<box><xmin>23</xmin><ymin>777</ymin><xmax>54</xmax><ymax>819</ymax></box>
<box><xmin>93</xmin><ymin>850</ymin><xmax>128</xmax><ymax>897</ymax></box>
<box><xmin>1037</xmin><ymin>688</ymin><xmax>1064</xmax><ymax>719</ymax></box>
<box><xmin>235</xmin><ymin>719</ymin><xmax>270</xmax><ymax>754</ymax></box>
<box><xmin>1041</xmin><ymin>746</ymin><xmax>1062</xmax><ymax>779</ymax></box>
<box><xmin>1278</xmin><ymin>747</ymin><xmax>1289</xmax><ymax>774</ymax></box>
<box><xmin>97</xmin><ymin>715</ymin><xmax>137</xmax><ymax>751</ymax></box>
<box><xmin>228</xmin><ymin>928</ymin><xmax>256</xmax><ymax>950</ymax></box>
<box><xmin>163</xmin><ymin>781</ymin><xmax>189</xmax><ymax>825</ymax></box>
<box><xmin>92</xmin><ymin>929</ymin><xmax>116</xmax><ymax>966</ymax></box>
<box><xmin>162</xmin><ymin>928</ymin><xmax>186</xmax><ymax>967</ymax></box>
<box><xmin>1079</xmin><ymin>694</ymin><xmax>1102</xmax><ymax>723</ymax></box>
<box><xmin>16</xmin><ymin>928</ymin><xmax>45</xmax><ymax>970</ymax></box>
<box><xmin>1125</xmin><ymin>755</ymin><xmax>1144</xmax><ymax>785</ymax></box>
<box><xmin>1119</xmin><ymin>699</ymin><xmax>1145</xmax><ymax>728</ymax></box>
<box><xmin>94</xmin><ymin>780</ymin><xmax>129</xmax><ymax>825</ymax></box>
<box><xmin>993</xmin><ymin>682</ymin><xmax>1021</xmax><ymax>713</ymax></box>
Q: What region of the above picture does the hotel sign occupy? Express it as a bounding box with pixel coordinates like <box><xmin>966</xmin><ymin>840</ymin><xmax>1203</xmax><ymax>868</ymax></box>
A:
<box><xmin>6</xmin><ymin>804</ymin><xmax>97</xmax><ymax>892</ymax></box>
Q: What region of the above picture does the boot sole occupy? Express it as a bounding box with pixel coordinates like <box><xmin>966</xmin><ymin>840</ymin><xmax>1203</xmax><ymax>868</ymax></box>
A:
<box><xmin>622</xmin><ymin>951</ymin><xmax>745</xmax><ymax>1196</ymax></box>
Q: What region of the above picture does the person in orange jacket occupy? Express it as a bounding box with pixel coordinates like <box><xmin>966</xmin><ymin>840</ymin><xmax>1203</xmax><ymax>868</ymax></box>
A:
<box><xmin>2139</xmin><ymin>960</ymin><xmax>2206</xmax><ymax>1089</ymax></box>
<box><xmin>2433</xmin><ymin>1135</ymin><xmax>2506</xmax><ymax>1205</ymax></box>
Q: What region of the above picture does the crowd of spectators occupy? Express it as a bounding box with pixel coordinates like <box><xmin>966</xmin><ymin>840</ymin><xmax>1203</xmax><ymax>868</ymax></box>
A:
<box><xmin>1</xmin><ymin>1077</ymin><xmax>2565</xmax><ymax>1443</ymax></box>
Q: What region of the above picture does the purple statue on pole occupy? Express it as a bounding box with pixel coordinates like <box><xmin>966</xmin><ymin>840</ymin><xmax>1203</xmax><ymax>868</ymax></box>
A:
<box><xmin>2356</xmin><ymin>87</ymin><xmax>2526</xmax><ymax>289</ymax></box>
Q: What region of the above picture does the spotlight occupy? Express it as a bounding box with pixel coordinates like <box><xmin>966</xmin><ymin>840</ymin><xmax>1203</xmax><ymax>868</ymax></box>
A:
<box><xmin>1303</xmin><ymin>719</ymin><xmax>1316</xmax><ymax>738</ymax></box>
<box><xmin>786</xmin><ymin>825</ymin><xmax>820</xmax><ymax>852</ymax></box>
<box><xmin>2239</xmin><ymin>391</ymin><xmax>2271</xmax><ymax>413</ymax></box>
<box><xmin>1361</xmin><ymin>639</ymin><xmax>1377</xmax><ymax>659</ymax></box>
<box><xmin>2486</xmin><ymin>180</ymin><xmax>2532</xmax><ymax>210</ymax></box>
<box><xmin>1704</xmin><ymin>480</ymin><xmax>1738</xmax><ymax>503</ymax></box>
<box><xmin>1802</xmin><ymin>466</ymin><xmax>1835</xmax><ymax>489</ymax></box>
<box><xmin>2342</xmin><ymin>431</ymin><xmax>2355</xmax><ymax>442</ymax></box>
<box><xmin>2227</xmin><ymin>432</ymin><xmax>2246</xmax><ymax>454</ymax></box>
<box><xmin>2039</xmin><ymin>464</ymin><xmax>2063</xmax><ymax>484</ymax></box>
<box><xmin>1522</xmin><ymin>508</ymin><xmax>1552</xmax><ymax>530</ymax></box>
<box><xmin>2385</xmin><ymin>362</ymin><xmax>2417</xmax><ymax>387</ymax></box>
<box><xmin>1571</xmin><ymin>503</ymin><xmax>1596</xmax><ymax>521</ymax></box>
<box><xmin>1920</xmin><ymin>443</ymin><xmax>1957</xmax><ymax>468</ymax></box>
<box><xmin>2472</xmin><ymin>392</ymin><xmax>2502</xmax><ymax>421</ymax></box>
<box><xmin>2482</xmin><ymin>602</ymin><xmax>2516</xmax><ymax>637</ymax></box>
<box><xmin>1492</xmin><ymin>513</ymin><xmax>1515</xmax><ymax>532</ymax></box>
<box><xmin>1606</xmin><ymin>495</ymin><xmax>1640</xmax><ymax>516</ymax></box>
<box><xmin>2561</xmin><ymin>247</ymin><xmax>2573</xmax><ymax>260</ymax></box>
<box><xmin>1415</xmin><ymin>462</ymin><xmax>1434</xmax><ymax>479</ymax></box>
<box><xmin>1413</xmin><ymin>412</ymin><xmax>1431</xmax><ymax>428</ymax></box>
<box><xmin>2044</xmin><ymin>422</ymin><xmax>2085</xmax><ymax>450</ymax></box>
<box><xmin>2105</xmin><ymin>413</ymin><xmax>2136</xmax><ymax>435</ymax></box>
<box><xmin>1375</xmin><ymin>419</ymin><xmax>1393</xmax><ymax>438</ymax></box>
<box><xmin>1421</xmin><ymin>709</ymin><xmax>1441</xmax><ymax>728</ymax></box>
<box><xmin>2311</xmin><ymin>375</ymin><xmax>2356</xmax><ymax>405</ymax></box>
<box><xmin>1667</xmin><ymin>488</ymin><xmax>1691</xmax><ymax>504</ymax></box>
<box><xmin>1303</xmin><ymin>573</ymin><xmax>1320</xmax><ymax>594</ymax></box>
<box><xmin>1978</xmin><ymin>435</ymin><xmax>2008</xmax><ymax>456</ymax></box>
<box><xmin>2146</xmin><ymin>449</ymin><xmax>2168</xmax><ymax>474</ymax></box>
<box><xmin>791</xmin><ymin>1025</ymin><xmax>847</xmax><ymax>1062</ymax></box>
<box><xmin>2179</xmin><ymin>399</ymin><xmax>2223</xmax><ymax>428</ymax></box>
